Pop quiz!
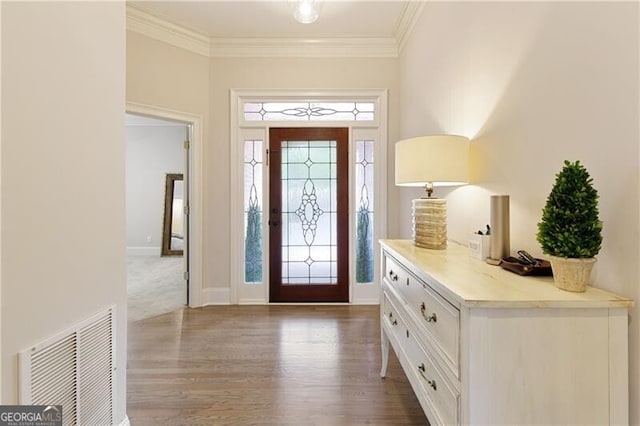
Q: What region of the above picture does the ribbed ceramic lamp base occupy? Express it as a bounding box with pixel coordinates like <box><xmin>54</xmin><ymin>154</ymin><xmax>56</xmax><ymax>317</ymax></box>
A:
<box><xmin>412</xmin><ymin>198</ymin><xmax>447</xmax><ymax>250</ymax></box>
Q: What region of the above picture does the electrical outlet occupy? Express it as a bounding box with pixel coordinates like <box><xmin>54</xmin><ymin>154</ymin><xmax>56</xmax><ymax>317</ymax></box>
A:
<box><xmin>146</xmin><ymin>236</ymin><xmax>152</xmax><ymax>243</ymax></box>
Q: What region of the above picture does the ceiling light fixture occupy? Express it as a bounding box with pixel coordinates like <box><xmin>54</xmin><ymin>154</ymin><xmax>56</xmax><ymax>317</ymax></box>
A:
<box><xmin>289</xmin><ymin>0</ymin><xmax>322</xmax><ymax>24</ymax></box>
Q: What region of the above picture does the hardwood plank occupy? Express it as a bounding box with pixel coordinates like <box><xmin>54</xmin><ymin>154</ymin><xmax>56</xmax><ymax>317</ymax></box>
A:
<box><xmin>127</xmin><ymin>305</ymin><xmax>427</xmax><ymax>425</ymax></box>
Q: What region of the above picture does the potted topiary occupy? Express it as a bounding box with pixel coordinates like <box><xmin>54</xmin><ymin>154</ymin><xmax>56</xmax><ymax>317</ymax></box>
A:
<box><xmin>536</xmin><ymin>160</ymin><xmax>603</xmax><ymax>292</ymax></box>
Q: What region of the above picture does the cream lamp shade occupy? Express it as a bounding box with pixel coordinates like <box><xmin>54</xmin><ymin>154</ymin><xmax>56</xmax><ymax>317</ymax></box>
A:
<box><xmin>395</xmin><ymin>135</ymin><xmax>470</xmax><ymax>249</ymax></box>
<box><xmin>395</xmin><ymin>135</ymin><xmax>470</xmax><ymax>188</ymax></box>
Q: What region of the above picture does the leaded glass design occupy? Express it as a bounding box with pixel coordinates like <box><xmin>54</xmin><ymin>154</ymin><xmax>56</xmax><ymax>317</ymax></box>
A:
<box><xmin>244</xmin><ymin>140</ymin><xmax>263</xmax><ymax>283</ymax></box>
<box><xmin>281</xmin><ymin>140</ymin><xmax>337</xmax><ymax>285</ymax></box>
<box><xmin>244</xmin><ymin>102</ymin><xmax>375</xmax><ymax>122</ymax></box>
<box><xmin>355</xmin><ymin>140</ymin><xmax>374</xmax><ymax>283</ymax></box>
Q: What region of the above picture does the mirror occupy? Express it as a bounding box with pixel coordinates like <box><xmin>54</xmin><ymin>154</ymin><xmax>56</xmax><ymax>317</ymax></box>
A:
<box><xmin>162</xmin><ymin>173</ymin><xmax>184</xmax><ymax>256</ymax></box>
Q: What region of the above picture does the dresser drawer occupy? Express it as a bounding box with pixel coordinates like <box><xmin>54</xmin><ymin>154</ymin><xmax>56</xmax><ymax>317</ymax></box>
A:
<box><xmin>404</xmin><ymin>327</ymin><xmax>460</xmax><ymax>426</ymax></box>
<box><xmin>381</xmin><ymin>291</ymin><xmax>406</xmax><ymax>343</ymax></box>
<box><xmin>383</xmin><ymin>288</ymin><xmax>460</xmax><ymax>425</ymax></box>
<box><xmin>384</xmin><ymin>256</ymin><xmax>408</xmax><ymax>295</ymax></box>
<box><xmin>404</xmin><ymin>275</ymin><xmax>460</xmax><ymax>375</ymax></box>
<box><xmin>386</xmin><ymin>252</ymin><xmax>460</xmax><ymax>376</ymax></box>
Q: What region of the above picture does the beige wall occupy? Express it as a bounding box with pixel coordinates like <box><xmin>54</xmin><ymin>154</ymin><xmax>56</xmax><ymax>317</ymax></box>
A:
<box><xmin>127</xmin><ymin>31</ymin><xmax>210</xmax><ymax>118</ymax></box>
<box><xmin>126</xmin><ymin>31</ymin><xmax>400</xmax><ymax>294</ymax></box>
<box><xmin>126</xmin><ymin>31</ymin><xmax>210</xmax><ymax>297</ymax></box>
<box><xmin>399</xmin><ymin>2</ymin><xmax>639</xmax><ymax>422</ymax></box>
<box><xmin>1</xmin><ymin>2</ymin><xmax>127</xmax><ymax>422</ymax></box>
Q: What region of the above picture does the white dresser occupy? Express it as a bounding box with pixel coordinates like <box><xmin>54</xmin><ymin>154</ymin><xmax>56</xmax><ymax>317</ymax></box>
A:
<box><xmin>380</xmin><ymin>239</ymin><xmax>633</xmax><ymax>425</ymax></box>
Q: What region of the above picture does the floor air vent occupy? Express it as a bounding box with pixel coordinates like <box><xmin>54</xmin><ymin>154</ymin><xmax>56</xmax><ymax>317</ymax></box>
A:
<box><xmin>19</xmin><ymin>307</ymin><xmax>115</xmax><ymax>426</ymax></box>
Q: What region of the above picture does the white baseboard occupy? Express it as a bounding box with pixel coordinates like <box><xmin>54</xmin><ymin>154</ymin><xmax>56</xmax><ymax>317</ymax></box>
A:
<box><xmin>202</xmin><ymin>287</ymin><xmax>231</xmax><ymax>305</ymax></box>
<box><xmin>202</xmin><ymin>288</ymin><xmax>379</xmax><ymax>305</ymax></box>
<box><xmin>238</xmin><ymin>298</ymin><xmax>267</xmax><ymax>305</ymax></box>
<box><xmin>351</xmin><ymin>298</ymin><xmax>380</xmax><ymax>305</ymax></box>
<box><xmin>127</xmin><ymin>246</ymin><xmax>161</xmax><ymax>256</ymax></box>
<box><xmin>118</xmin><ymin>415</ymin><xmax>131</xmax><ymax>426</ymax></box>
<box><xmin>352</xmin><ymin>283</ymin><xmax>380</xmax><ymax>305</ymax></box>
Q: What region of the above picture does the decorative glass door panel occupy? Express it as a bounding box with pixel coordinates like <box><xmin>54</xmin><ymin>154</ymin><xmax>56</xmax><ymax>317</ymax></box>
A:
<box><xmin>269</xmin><ymin>128</ymin><xmax>349</xmax><ymax>302</ymax></box>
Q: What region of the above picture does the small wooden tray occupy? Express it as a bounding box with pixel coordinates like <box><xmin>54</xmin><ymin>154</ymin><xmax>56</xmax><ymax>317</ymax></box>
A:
<box><xmin>500</xmin><ymin>257</ymin><xmax>553</xmax><ymax>276</ymax></box>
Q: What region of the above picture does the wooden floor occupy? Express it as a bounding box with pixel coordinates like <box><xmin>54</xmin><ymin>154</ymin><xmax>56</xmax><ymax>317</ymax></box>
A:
<box><xmin>127</xmin><ymin>305</ymin><xmax>427</xmax><ymax>425</ymax></box>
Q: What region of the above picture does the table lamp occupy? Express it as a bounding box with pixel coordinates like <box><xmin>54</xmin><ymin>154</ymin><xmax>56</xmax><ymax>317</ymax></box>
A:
<box><xmin>395</xmin><ymin>135</ymin><xmax>470</xmax><ymax>249</ymax></box>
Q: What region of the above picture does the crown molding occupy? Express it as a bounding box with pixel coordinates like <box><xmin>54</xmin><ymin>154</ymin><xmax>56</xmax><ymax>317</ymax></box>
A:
<box><xmin>125</xmin><ymin>3</ymin><xmax>423</xmax><ymax>58</ymax></box>
<box><xmin>394</xmin><ymin>1</ymin><xmax>426</xmax><ymax>53</ymax></box>
<box><xmin>126</xmin><ymin>4</ymin><xmax>210</xmax><ymax>57</ymax></box>
<box><xmin>209</xmin><ymin>37</ymin><xmax>398</xmax><ymax>58</ymax></box>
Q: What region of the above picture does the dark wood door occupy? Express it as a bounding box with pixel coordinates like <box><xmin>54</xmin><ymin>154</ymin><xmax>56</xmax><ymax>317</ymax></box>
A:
<box><xmin>269</xmin><ymin>128</ymin><xmax>349</xmax><ymax>302</ymax></box>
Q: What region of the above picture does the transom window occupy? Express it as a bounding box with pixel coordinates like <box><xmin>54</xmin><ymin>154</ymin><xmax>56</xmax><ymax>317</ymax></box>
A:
<box><xmin>243</xmin><ymin>101</ymin><xmax>375</xmax><ymax>122</ymax></box>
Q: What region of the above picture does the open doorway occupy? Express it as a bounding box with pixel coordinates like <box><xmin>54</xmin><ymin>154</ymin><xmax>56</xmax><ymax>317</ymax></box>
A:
<box><xmin>125</xmin><ymin>113</ymin><xmax>189</xmax><ymax>321</ymax></box>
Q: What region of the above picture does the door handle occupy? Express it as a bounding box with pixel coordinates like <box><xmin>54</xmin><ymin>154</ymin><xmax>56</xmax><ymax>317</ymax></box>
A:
<box><xmin>270</xmin><ymin>207</ymin><xmax>280</xmax><ymax>227</ymax></box>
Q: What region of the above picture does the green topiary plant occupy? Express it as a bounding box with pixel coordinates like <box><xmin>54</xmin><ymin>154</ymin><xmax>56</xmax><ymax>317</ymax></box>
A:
<box><xmin>536</xmin><ymin>160</ymin><xmax>603</xmax><ymax>258</ymax></box>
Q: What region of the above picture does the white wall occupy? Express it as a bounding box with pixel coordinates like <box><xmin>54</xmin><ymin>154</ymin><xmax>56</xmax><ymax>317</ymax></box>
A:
<box><xmin>1</xmin><ymin>2</ymin><xmax>127</xmax><ymax>422</ymax></box>
<box><xmin>399</xmin><ymin>2</ymin><xmax>639</xmax><ymax>422</ymax></box>
<box><xmin>126</xmin><ymin>124</ymin><xmax>185</xmax><ymax>251</ymax></box>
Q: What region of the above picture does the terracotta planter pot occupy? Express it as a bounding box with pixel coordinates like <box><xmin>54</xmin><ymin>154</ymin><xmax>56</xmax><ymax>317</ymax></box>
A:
<box><xmin>548</xmin><ymin>256</ymin><xmax>597</xmax><ymax>292</ymax></box>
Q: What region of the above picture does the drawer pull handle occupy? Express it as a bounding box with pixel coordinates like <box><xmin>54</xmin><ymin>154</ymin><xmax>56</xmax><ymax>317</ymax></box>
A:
<box><xmin>428</xmin><ymin>379</ymin><xmax>437</xmax><ymax>391</ymax></box>
<box><xmin>388</xmin><ymin>312</ymin><xmax>397</xmax><ymax>326</ymax></box>
<box><xmin>417</xmin><ymin>363</ymin><xmax>438</xmax><ymax>391</ymax></box>
<box><xmin>420</xmin><ymin>302</ymin><xmax>437</xmax><ymax>323</ymax></box>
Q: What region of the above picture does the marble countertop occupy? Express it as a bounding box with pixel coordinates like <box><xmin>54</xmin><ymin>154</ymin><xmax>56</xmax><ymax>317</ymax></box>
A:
<box><xmin>380</xmin><ymin>239</ymin><xmax>634</xmax><ymax>309</ymax></box>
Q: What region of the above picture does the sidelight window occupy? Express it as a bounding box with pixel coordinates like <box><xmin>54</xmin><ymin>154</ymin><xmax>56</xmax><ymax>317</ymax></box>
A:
<box><xmin>244</xmin><ymin>139</ymin><xmax>263</xmax><ymax>283</ymax></box>
<box><xmin>355</xmin><ymin>140</ymin><xmax>374</xmax><ymax>283</ymax></box>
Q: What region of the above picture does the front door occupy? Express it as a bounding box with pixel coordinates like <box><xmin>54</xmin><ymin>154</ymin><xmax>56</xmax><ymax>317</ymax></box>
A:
<box><xmin>269</xmin><ymin>128</ymin><xmax>349</xmax><ymax>302</ymax></box>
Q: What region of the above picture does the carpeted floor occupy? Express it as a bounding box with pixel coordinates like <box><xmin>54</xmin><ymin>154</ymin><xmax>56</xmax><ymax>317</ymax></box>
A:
<box><xmin>126</xmin><ymin>255</ymin><xmax>186</xmax><ymax>322</ymax></box>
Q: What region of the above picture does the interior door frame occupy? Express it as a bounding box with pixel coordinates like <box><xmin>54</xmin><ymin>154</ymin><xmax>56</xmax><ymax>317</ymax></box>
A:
<box><xmin>126</xmin><ymin>102</ymin><xmax>203</xmax><ymax>308</ymax></box>
<box><xmin>230</xmin><ymin>89</ymin><xmax>388</xmax><ymax>305</ymax></box>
